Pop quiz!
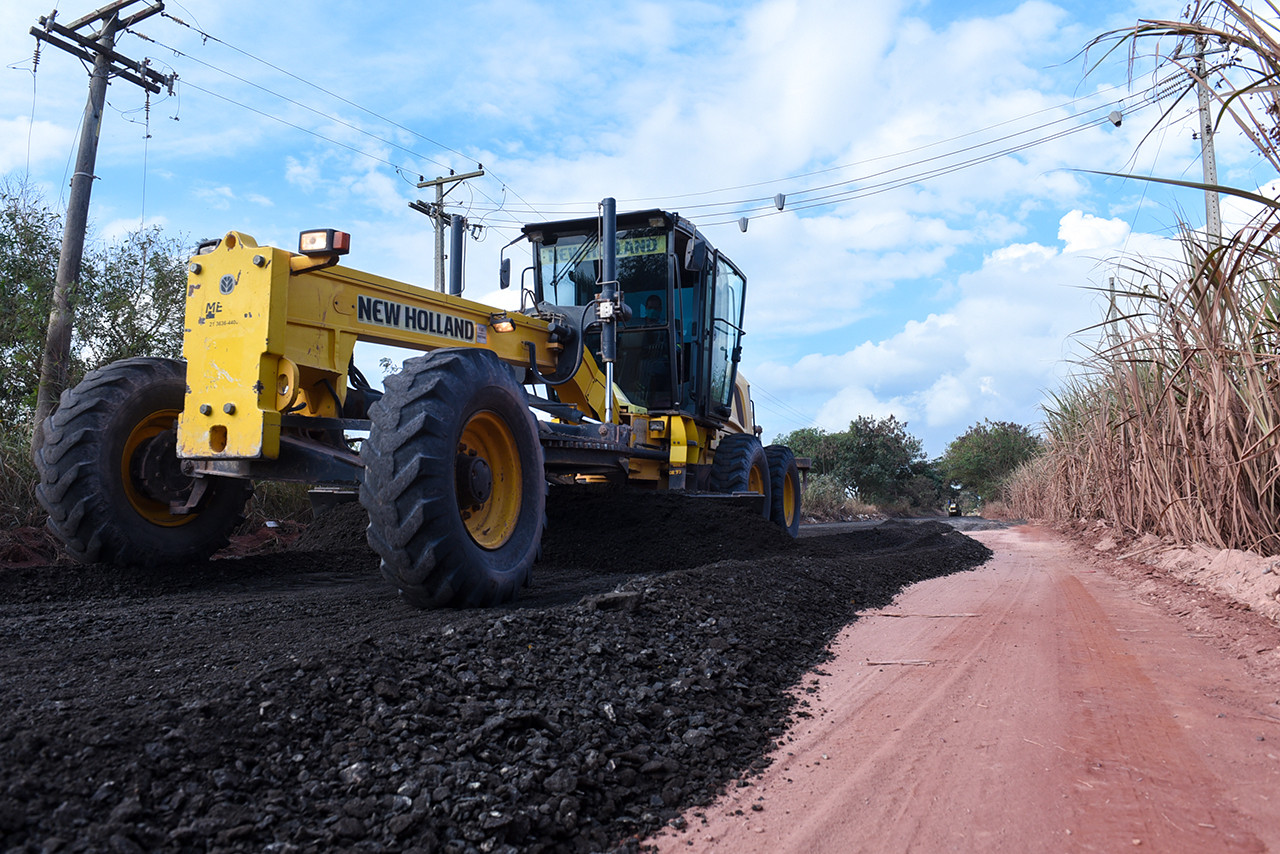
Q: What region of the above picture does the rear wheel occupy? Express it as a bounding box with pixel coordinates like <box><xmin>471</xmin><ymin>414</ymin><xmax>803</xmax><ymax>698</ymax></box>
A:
<box><xmin>361</xmin><ymin>349</ymin><xmax>545</xmax><ymax>608</ymax></box>
<box><xmin>709</xmin><ymin>433</ymin><xmax>771</xmax><ymax>518</ymax></box>
<box><xmin>34</xmin><ymin>357</ymin><xmax>252</xmax><ymax>565</ymax></box>
<box><xmin>765</xmin><ymin>444</ymin><xmax>802</xmax><ymax>537</ymax></box>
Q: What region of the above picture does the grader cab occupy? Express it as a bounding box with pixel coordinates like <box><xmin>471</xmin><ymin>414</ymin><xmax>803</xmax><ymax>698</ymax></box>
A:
<box><xmin>34</xmin><ymin>200</ymin><xmax>803</xmax><ymax>608</ymax></box>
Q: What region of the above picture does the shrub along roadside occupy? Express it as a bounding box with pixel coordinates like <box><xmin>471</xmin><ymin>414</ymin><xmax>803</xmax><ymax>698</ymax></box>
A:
<box><xmin>800</xmin><ymin>473</ymin><xmax>881</xmax><ymax>521</ymax></box>
<box><xmin>0</xmin><ymin>423</ymin><xmax>39</xmax><ymax>530</ymax></box>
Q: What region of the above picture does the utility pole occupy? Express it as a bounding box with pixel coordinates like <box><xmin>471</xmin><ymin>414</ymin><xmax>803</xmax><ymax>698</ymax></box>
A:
<box><xmin>411</xmin><ymin>168</ymin><xmax>484</xmax><ymax>292</ymax></box>
<box><xmin>29</xmin><ymin>1</ymin><xmax>175</xmax><ymax>449</ymax></box>
<box><xmin>1195</xmin><ymin>34</ymin><xmax>1223</xmax><ymax>248</ymax></box>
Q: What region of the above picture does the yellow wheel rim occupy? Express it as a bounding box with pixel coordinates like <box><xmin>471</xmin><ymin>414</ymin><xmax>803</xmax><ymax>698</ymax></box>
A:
<box><xmin>748</xmin><ymin>461</ymin><xmax>766</xmax><ymax>496</ymax></box>
<box><xmin>781</xmin><ymin>470</ymin><xmax>797</xmax><ymax>527</ymax></box>
<box><xmin>458</xmin><ymin>411</ymin><xmax>522</xmax><ymax>550</ymax></box>
<box><xmin>121</xmin><ymin>409</ymin><xmax>194</xmax><ymax>527</ymax></box>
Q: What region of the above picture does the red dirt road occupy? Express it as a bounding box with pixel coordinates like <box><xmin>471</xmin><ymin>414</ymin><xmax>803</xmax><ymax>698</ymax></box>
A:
<box><xmin>650</xmin><ymin>525</ymin><xmax>1280</xmax><ymax>853</ymax></box>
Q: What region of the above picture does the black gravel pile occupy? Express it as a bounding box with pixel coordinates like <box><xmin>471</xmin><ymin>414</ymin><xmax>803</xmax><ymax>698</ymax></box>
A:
<box><xmin>0</xmin><ymin>492</ymin><xmax>991</xmax><ymax>854</ymax></box>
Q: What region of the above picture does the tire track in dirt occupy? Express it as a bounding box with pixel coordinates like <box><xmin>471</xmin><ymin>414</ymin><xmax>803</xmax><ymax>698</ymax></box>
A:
<box><xmin>651</xmin><ymin>535</ymin><xmax>1047</xmax><ymax>852</ymax></box>
<box><xmin>650</xmin><ymin>526</ymin><xmax>1280</xmax><ymax>853</ymax></box>
<box><xmin>1055</xmin><ymin>571</ymin><xmax>1263</xmax><ymax>851</ymax></box>
<box><xmin>784</xmin><ymin>557</ymin><xmax>1039</xmax><ymax>851</ymax></box>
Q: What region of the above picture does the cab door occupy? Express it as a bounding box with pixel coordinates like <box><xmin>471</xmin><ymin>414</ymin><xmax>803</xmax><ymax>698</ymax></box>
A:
<box><xmin>705</xmin><ymin>255</ymin><xmax>746</xmax><ymax>421</ymax></box>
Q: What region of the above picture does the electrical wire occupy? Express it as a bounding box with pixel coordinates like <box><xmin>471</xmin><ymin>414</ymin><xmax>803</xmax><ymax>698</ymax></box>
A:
<box><xmin>95</xmin><ymin>11</ymin><xmax>1203</xmax><ymax>236</ymax></box>
<box><xmin>751</xmin><ymin>383</ymin><xmax>816</xmax><ymax>430</ymax></box>
<box><xmin>465</xmin><ymin>91</ymin><xmax>1167</xmax><ymax>229</ymax></box>
<box><xmin>138</xmin><ymin>14</ymin><xmax>1167</xmax><ymax>228</ymax></box>
<box><xmin>704</xmin><ymin>111</ymin><xmax>1148</xmax><ymax>226</ymax></box>
<box><xmin>22</xmin><ymin>41</ymin><xmax>41</xmax><ymax>177</ymax></box>
<box><xmin>699</xmin><ymin>97</ymin><xmax>1159</xmax><ymax>214</ymax></box>
<box><xmin>158</xmin><ymin>12</ymin><xmax>470</xmax><ymax>165</ymax></box>
<box><xmin>177</xmin><ymin>79</ymin><xmax>418</xmax><ymax>174</ymax></box>
<box><xmin>133</xmin><ymin>32</ymin><xmax>455</xmax><ymax>173</ymax></box>
<box><xmin>130</xmin><ymin>27</ymin><xmax>526</xmax><ymax>217</ymax></box>
<box><xmin>139</xmin><ymin>91</ymin><xmax>150</xmax><ymax>234</ymax></box>
<box><xmin>494</xmin><ymin>80</ymin><xmax>1159</xmax><ymax>210</ymax></box>
<box><xmin>151</xmin><ymin>12</ymin><xmax>541</xmax><ymax>217</ymax></box>
<box><xmin>466</xmin><ymin>85</ymin><xmax>1171</xmax><ymax>226</ymax></box>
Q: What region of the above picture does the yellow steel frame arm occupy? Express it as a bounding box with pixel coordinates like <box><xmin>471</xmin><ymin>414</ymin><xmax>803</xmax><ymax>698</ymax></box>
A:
<box><xmin>178</xmin><ymin>231</ymin><xmax>611</xmax><ymax>461</ymax></box>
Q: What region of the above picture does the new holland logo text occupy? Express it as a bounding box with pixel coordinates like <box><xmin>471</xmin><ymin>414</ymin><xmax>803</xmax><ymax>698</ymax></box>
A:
<box><xmin>357</xmin><ymin>295</ymin><xmax>476</xmax><ymax>342</ymax></box>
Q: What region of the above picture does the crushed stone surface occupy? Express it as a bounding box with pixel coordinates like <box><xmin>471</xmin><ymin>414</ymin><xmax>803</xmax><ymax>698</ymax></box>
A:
<box><xmin>0</xmin><ymin>489</ymin><xmax>991</xmax><ymax>853</ymax></box>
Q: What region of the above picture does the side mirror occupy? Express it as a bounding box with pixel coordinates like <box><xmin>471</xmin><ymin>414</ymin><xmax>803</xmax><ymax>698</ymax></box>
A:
<box><xmin>500</xmin><ymin>257</ymin><xmax>511</xmax><ymax>290</ymax></box>
<box><xmin>684</xmin><ymin>238</ymin><xmax>707</xmax><ymax>272</ymax></box>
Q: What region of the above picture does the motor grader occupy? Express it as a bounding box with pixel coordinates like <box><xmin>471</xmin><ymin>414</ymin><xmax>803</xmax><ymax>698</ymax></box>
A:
<box><xmin>34</xmin><ymin>199</ymin><xmax>802</xmax><ymax>608</ymax></box>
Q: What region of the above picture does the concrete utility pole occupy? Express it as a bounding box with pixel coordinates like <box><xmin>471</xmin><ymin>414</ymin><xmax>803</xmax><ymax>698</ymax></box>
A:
<box><xmin>411</xmin><ymin>168</ymin><xmax>484</xmax><ymax>292</ymax></box>
<box><xmin>1195</xmin><ymin>34</ymin><xmax>1223</xmax><ymax>248</ymax></box>
<box><xmin>29</xmin><ymin>1</ymin><xmax>175</xmax><ymax>449</ymax></box>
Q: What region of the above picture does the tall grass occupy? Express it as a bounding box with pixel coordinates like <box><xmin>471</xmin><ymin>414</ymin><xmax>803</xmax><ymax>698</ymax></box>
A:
<box><xmin>1009</xmin><ymin>2</ymin><xmax>1280</xmax><ymax>553</ymax></box>
<box><xmin>1013</xmin><ymin>218</ymin><xmax>1280</xmax><ymax>552</ymax></box>
<box><xmin>0</xmin><ymin>423</ymin><xmax>40</xmax><ymax>529</ymax></box>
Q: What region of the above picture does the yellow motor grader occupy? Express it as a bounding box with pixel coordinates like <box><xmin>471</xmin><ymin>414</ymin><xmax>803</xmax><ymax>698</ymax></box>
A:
<box><xmin>34</xmin><ymin>199</ymin><xmax>802</xmax><ymax>607</ymax></box>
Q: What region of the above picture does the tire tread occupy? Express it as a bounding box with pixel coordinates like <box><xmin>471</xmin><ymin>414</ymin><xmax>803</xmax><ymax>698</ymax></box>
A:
<box><xmin>361</xmin><ymin>349</ymin><xmax>545</xmax><ymax>608</ymax></box>
<box><xmin>35</xmin><ymin>357</ymin><xmax>251</xmax><ymax>565</ymax></box>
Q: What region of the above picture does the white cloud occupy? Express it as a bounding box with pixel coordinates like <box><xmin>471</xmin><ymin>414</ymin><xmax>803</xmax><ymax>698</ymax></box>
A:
<box><xmin>990</xmin><ymin>242</ymin><xmax>1058</xmax><ymax>265</ymax></box>
<box><xmin>99</xmin><ymin>214</ymin><xmax>171</xmax><ymax>243</ymax></box>
<box><xmin>922</xmin><ymin>374</ymin><xmax>972</xmax><ymax>426</ymax></box>
<box><xmin>0</xmin><ymin>117</ymin><xmax>71</xmax><ymax>174</ymax></box>
<box><xmin>285</xmin><ymin>157</ymin><xmax>321</xmax><ymax>193</ymax></box>
<box><xmin>753</xmin><ymin>210</ymin><xmax>1177</xmax><ymax>454</ymax></box>
<box><xmin>1058</xmin><ymin>209</ymin><xmax>1130</xmax><ymax>253</ymax></box>
<box><xmin>814</xmin><ymin>383</ymin><xmax>907</xmax><ymax>429</ymax></box>
<box><xmin>192</xmin><ymin>185</ymin><xmax>236</xmax><ymax>210</ymax></box>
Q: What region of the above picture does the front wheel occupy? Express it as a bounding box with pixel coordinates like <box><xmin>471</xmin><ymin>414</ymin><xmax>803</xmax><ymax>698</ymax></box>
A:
<box><xmin>34</xmin><ymin>357</ymin><xmax>252</xmax><ymax>565</ymax></box>
<box><xmin>361</xmin><ymin>349</ymin><xmax>545</xmax><ymax>608</ymax></box>
<box><xmin>709</xmin><ymin>432</ymin><xmax>771</xmax><ymax>519</ymax></box>
<box><xmin>765</xmin><ymin>444</ymin><xmax>802</xmax><ymax>537</ymax></box>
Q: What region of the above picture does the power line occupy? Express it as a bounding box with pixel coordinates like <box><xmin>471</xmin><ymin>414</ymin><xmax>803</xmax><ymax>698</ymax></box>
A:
<box><xmin>129</xmin><ymin>30</ymin><xmax>518</xmax><ymax>214</ymax></box>
<box><xmin>130</xmin><ymin>31</ymin><xmax>456</xmax><ymax>174</ymax></box>
<box><xmin>697</xmin><ymin>97</ymin><xmax>1157</xmax><ymax>216</ymax></box>
<box><xmin>126</xmin><ymin>13</ymin><xmax>1166</xmax><ymax>230</ymax></box>
<box><xmin>83</xmin><ymin>12</ymin><xmax>1176</xmax><ymax>236</ymax></box>
<box><xmin>703</xmin><ymin>110</ymin><xmax>1152</xmax><ymax>227</ymax></box>
<box><xmin>469</xmin><ymin>90</ymin><xmax>1166</xmax><ymax>227</ymax></box>
<box><xmin>471</xmin><ymin>79</ymin><xmax>1163</xmax><ymax>213</ymax></box>
<box><xmin>151</xmin><ymin>13</ymin><xmax>543</xmax><ymax>218</ymax></box>
<box><xmin>178</xmin><ymin>79</ymin><xmax>413</xmax><ymax>173</ymax></box>
<box><xmin>158</xmin><ymin>12</ymin><xmax>470</xmax><ymax>166</ymax></box>
<box><xmin>466</xmin><ymin>91</ymin><xmax>1164</xmax><ymax>229</ymax></box>
<box><xmin>751</xmin><ymin>383</ymin><xmax>816</xmax><ymax>431</ymax></box>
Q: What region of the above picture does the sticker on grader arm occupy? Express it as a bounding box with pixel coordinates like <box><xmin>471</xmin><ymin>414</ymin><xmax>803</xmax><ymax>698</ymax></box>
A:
<box><xmin>356</xmin><ymin>295</ymin><xmax>477</xmax><ymax>342</ymax></box>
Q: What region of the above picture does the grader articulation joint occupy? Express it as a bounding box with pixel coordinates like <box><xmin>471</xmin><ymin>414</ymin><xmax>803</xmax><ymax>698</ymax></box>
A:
<box><xmin>34</xmin><ymin>200</ymin><xmax>804</xmax><ymax>608</ymax></box>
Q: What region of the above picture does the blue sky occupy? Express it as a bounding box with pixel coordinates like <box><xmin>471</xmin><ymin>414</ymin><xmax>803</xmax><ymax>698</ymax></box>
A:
<box><xmin>3</xmin><ymin>0</ymin><xmax>1264</xmax><ymax>456</ymax></box>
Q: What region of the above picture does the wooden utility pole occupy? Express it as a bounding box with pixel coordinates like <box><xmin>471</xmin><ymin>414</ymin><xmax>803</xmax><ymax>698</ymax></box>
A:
<box><xmin>29</xmin><ymin>1</ymin><xmax>174</xmax><ymax>450</ymax></box>
<box><xmin>411</xmin><ymin>168</ymin><xmax>484</xmax><ymax>292</ymax></box>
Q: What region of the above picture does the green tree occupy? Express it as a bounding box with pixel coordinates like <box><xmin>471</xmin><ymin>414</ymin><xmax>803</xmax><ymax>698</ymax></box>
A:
<box><xmin>0</xmin><ymin>179</ymin><xmax>60</xmax><ymax>424</ymax></box>
<box><xmin>940</xmin><ymin>419</ymin><xmax>1043</xmax><ymax>499</ymax></box>
<box><xmin>777</xmin><ymin>415</ymin><xmax>940</xmax><ymax>507</ymax></box>
<box><xmin>0</xmin><ymin>179</ymin><xmax>187</xmax><ymax>426</ymax></box>
<box><xmin>75</xmin><ymin>226</ymin><xmax>186</xmax><ymax>368</ymax></box>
